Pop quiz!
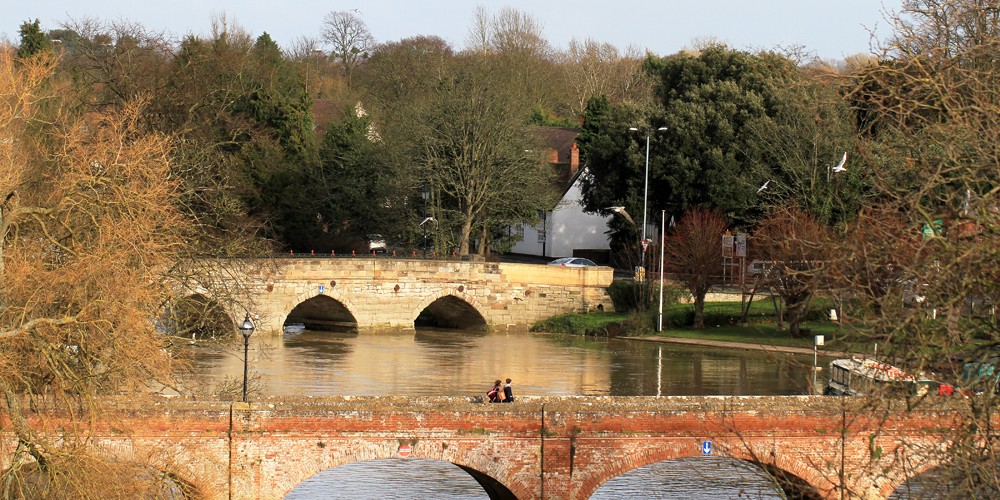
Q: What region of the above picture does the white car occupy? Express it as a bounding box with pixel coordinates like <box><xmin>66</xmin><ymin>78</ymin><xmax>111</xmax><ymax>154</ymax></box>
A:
<box><xmin>368</xmin><ymin>236</ymin><xmax>387</xmax><ymax>253</ymax></box>
<box><xmin>547</xmin><ymin>257</ymin><xmax>597</xmax><ymax>267</ymax></box>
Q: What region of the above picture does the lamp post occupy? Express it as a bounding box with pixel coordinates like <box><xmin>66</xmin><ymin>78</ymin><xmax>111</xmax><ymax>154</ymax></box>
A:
<box><xmin>628</xmin><ymin>126</ymin><xmax>668</xmax><ymax>280</ymax></box>
<box><xmin>421</xmin><ymin>186</ymin><xmax>430</xmax><ymax>258</ymax></box>
<box><xmin>658</xmin><ymin>209</ymin><xmax>666</xmax><ymax>331</ymax></box>
<box><xmin>813</xmin><ymin>334</ymin><xmax>825</xmax><ymax>394</ymax></box>
<box><xmin>239</xmin><ymin>313</ymin><xmax>255</xmax><ymax>403</ymax></box>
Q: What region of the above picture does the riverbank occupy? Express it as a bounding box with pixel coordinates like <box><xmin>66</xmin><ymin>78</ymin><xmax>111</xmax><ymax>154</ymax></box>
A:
<box><xmin>628</xmin><ymin>335</ymin><xmax>856</xmax><ymax>358</ymax></box>
<box><xmin>531</xmin><ymin>305</ymin><xmax>867</xmax><ymax>357</ymax></box>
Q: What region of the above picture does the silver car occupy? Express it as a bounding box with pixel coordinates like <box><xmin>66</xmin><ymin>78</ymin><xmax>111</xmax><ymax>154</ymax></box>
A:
<box><xmin>547</xmin><ymin>257</ymin><xmax>597</xmax><ymax>267</ymax></box>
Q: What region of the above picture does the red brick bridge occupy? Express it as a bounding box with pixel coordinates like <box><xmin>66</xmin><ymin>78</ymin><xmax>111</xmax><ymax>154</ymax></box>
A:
<box><xmin>2</xmin><ymin>396</ymin><xmax>970</xmax><ymax>499</ymax></box>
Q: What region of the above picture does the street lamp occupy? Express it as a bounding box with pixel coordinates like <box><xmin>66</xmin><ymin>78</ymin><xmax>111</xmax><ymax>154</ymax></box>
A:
<box><xmin>813</xmin><ymin>334</ymin><xmax>825</xmax><ymax>394</ymax></box>
<box><xmin>420</xmin><ymin>185</ymin><xmax>430</xmax><ymax>258</ymax></box>
<box><xmin>239</xmin><ymin>313</ymin><xmax>255</xmax><ymax>403</ymax></box>
<box><xmin>628</xmin><ymin>126</ymin><xmax>668</xmax><ymax>280</ymax></box>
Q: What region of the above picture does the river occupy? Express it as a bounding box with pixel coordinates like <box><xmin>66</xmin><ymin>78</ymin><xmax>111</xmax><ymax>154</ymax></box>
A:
<box><xmin>177</xmin><ymin>328</ymin><xmax>822</xmax><ymax>498</ymax></box>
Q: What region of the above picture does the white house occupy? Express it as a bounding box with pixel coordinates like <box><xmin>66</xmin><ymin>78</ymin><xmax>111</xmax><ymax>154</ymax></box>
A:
<box><xmin>509</xmin><ymin>127</ymin><xmax>615</xmax><ymax>263</ymax></box>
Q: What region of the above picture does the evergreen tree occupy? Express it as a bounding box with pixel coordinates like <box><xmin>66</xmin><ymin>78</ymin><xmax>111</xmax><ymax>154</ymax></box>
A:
<box><xmin>16</xmin><ymin>19</ymin><xmax>51</xmax><ymax>59</ymax></box>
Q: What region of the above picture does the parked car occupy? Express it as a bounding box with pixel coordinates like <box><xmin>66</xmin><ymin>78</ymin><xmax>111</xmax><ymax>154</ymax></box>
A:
<box><xmin>368</xmin><ymin>235</ymin><xmax>387</xmax><ymax>253</ymax></box>
<box><xmin>547</xmin><ymin>257</ymin><xmax>597</xmax><ymax>267</ymax></box>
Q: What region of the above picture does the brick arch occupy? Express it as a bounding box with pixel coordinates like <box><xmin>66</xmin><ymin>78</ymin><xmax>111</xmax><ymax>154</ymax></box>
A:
<box><xmin>273</xmin><ymin>439</ymin><xmax>524</xmax><ymax>499</ymax></box>
<box><xmin>876</xmin><ymin>454</ymin><xmax>946</xmax><ymax>499</ymax></box>
<box><xmin>579</xmin><ymin>440</ymin><xmax>827</xmax><ymax>499</ymax></box>
<box><xmin>283</xmin><ymin>289</ymin><xmax>361</xmax><ymax>326</ymax></box>
<box><xmin>723</xmin><ymin>443</ymin><xmax>831</xmax><ymax>498</ymax></box>
<box><xmin>410</xmin><ymin>290</ymin><xmax>490</xmax><ymax>327</ymax></box>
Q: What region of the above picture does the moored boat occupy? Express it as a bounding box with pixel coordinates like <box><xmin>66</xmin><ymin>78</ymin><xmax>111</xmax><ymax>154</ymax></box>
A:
<box><xmin>283</xmin><ymin>323</ymin><xmax>305</xmax><ymax>335</ymax></box>
<box><xmin>825</xmin><ymin>358</ymin><xmax>951</xmax><ymax>397</ymax></box>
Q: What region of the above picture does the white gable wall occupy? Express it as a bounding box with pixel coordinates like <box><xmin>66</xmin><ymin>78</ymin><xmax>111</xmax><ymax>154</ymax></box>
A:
<box><xmin>509</xmin><ymin>172</ymin><xmax>611</xmax><ymax>258</ymax></box>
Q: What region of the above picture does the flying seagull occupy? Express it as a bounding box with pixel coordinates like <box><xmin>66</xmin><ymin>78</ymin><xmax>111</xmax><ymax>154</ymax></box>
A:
<box><xmin>832</xmin><ymin>152</ymin><xmax>848</xmax><ymax>173</ymax></box>
<box><xmin>605</xmin><ymin>206</ymin><xmax>635</xmax><ymax>225</ymax></box>
<box><xmin>757</xmin><ymin>180</ymin><xmax>771</xmax><ymax>194</ymax></box>
<box><xmin>419</xmin><ymin>216</ymin><xmax>436</xmax><ymax>226</ymax></box>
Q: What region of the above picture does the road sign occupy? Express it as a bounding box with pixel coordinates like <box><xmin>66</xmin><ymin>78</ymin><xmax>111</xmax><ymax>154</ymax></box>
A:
<box><xmin>722</xmin><ymin>234</ymin><xmax>734</xmax><ymax>257</ymax></box>
<box><xmin>641</xmin><ymin>238</ymin><xmax>652</xmax><ymax>251</ymax></box>
<box><xmin>735</xmin><ymin>233</ymin><xmax>747</xmax><ymax>258</ymax></box>
<box><xmin>398</xmin><ymin>444</ymin><xmax>412</xmax><ymax>457</ymax></box>
<box><xmin>702</xmin><ymin>440</ymin><xmax>713</xmax><ymax>455</ymax></box>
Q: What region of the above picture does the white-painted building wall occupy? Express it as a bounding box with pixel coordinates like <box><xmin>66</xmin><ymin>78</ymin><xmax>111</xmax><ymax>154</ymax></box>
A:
<box><xmin>509</xmin><ymin>169</ymin><xmax>612</xmax><ymax>258</ymax></box>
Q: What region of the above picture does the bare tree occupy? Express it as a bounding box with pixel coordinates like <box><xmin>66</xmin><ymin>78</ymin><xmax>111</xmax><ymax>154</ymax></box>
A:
<box><xmin>665</xmin><ymin>208</ymin><xmax>729</xmax><ymax>328</ymax></box>
<box><xmin>754</xmin><ymin>204</ymin><xmax>832</xmax><ymax>338</ymax></box>
<box><xmin>464</xmin><ymin>5</ymin><xmax>548</xmax><ymax>58</ymax></box>
<box><xmin>320</xmin><ymin>10</ymin><xmax>374</xmax><ymax>85</ymax></box>
<box><xmin>0</xmin><ymin>47</ymin><xmax>194</xmax><ymax>496</ymax></box>
<box><xmin>413</xmin><ymin>56</ymin><xmax>552</xmax><ymax>256</ymax></box>
<box><xmin>561</xmin><ymin>38</ymin><xmax>654</xmax><ymax>116</ymax></box>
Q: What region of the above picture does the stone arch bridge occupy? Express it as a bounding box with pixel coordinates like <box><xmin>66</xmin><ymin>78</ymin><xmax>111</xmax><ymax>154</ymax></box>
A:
<box><xmin>178</xmin><ymin>258</ymin><xmax>614</xmax><ymax>334</ymax></box>
<box><xmin>0</xmin><ymin>396</ymin><xmax>972</xmax><ymax>499</ymax></box>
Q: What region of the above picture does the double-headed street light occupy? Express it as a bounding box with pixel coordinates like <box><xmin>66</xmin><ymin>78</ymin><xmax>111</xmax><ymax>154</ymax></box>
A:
<box><xmin>421</xmin><ymin>185</ymin><xmax>431</xmax><ymax>258</ymax></box>
<box><xmin>628</xmin><ymin>126</ymin><xmax>668</xmax><ymax>280</ymax></box>
<box><xmin>239</xmin><ymin>313</ymin><xmax>255</xmax><ymax>403</ymax></box>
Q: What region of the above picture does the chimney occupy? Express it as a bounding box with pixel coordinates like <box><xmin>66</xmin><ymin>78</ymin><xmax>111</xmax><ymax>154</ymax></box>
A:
<box><xmin>570</xmin><ymin>143</ymin><xmax>580</xmax><ymax>176</ymax></box>
<box><xmin>548</xmin><ymin>149</ymin><xmax>559</xmax><ymax>164</ymax></box>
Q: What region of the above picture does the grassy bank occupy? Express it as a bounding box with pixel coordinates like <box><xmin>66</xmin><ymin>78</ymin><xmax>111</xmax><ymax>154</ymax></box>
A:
<box><xmin>532</xmin><ymin>299</ymin><xmax>868</xmax><ymax>353</ymax></box>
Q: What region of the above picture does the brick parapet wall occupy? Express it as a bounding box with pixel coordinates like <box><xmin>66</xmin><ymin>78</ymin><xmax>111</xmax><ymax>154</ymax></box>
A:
<box><xmin>1</xmin><ymin>396</ymin><xmax>973</xmax><ymax>499</ymax></box>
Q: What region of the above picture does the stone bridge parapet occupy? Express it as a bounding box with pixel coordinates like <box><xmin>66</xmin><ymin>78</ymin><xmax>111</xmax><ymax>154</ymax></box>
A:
<box><xmin>192</xmin><ymin>258</ymin><xmax>614</xmax><ymax>333</ymax></box>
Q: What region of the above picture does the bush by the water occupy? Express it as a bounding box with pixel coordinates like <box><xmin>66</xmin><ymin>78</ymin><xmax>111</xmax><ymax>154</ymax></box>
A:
<box><xmin>608</xmin><ymin>280</ymin><xmax>686</xmax><ymax>313</ymax></box>
<box><xmin>531</xmin><ymin>312</ymin><xmax>624</xmax><ymax>336</ymax></box>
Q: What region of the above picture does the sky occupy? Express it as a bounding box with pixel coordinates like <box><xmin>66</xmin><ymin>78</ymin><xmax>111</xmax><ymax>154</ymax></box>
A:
<box><xmin>7</xmin><ymin>1</ymin><xmax>904</xmax><ymax>61</ymax></box>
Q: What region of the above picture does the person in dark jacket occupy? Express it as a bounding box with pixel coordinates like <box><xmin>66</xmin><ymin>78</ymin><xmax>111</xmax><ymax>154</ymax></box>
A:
<box><xmin>502</xmin><ymin>378</ymin><xmax>514</xmax><ymax>403</ymax></box>
<box><xmin>487</xmin><ymin>379</ymin><xmax>502</xmax><ymax>403</ymax></box>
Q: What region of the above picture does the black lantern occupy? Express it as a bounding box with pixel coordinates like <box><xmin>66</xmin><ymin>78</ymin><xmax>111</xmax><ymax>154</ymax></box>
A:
<box><xmin>239</xmin><ymin>313</ymin><xmax>255</xmax><ymax>402</ymax></box>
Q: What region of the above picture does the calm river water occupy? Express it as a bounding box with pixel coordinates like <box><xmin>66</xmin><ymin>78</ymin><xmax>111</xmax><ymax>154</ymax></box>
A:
<box><xmin>178</xmin><ymin>329</ymin><xmax>822</xmax><ymax>498</ymax></box>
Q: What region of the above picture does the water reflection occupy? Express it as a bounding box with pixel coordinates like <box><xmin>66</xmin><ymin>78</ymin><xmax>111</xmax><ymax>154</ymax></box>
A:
<box><xmin>285</xmin><ymin>459</ymin><xmax>486</xmax><ymax>500</ymax></box>
<box><xmin>283</xmin><ymin>457</ymin><xmax>786</xmax><ymax>499</ymax></box>
<box><xmin>591</xmin><ymin>457</ymin><xmax>783</xmax><ymax>499</ymax></box>
<box><xmin>177</xmin><ymin>329</ymin><xmax>819</xmax><ymax>398</ymax></box>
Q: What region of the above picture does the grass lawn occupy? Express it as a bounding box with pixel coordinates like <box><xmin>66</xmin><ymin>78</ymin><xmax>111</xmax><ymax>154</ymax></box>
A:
<box><xmin>533</xmin><ymin>300</ymin><xmax>872</xmax><ymax>354</ymax></box>
<box><xmin>655</xmin><ymin>322</ymin><xmax>864</xmax><ymax>353</ymax></box>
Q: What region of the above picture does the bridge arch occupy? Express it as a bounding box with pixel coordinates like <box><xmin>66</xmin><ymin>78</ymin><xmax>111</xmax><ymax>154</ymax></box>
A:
<box><xmin>581</xmin><ymin>441</ymin><xmax>825</xmax><ymax>499</ymax></box>
<box><xmin>882</xmin><ymin>459</ymin><xmax>952</xmax><ymax>499</ymax></box>
<box><xmin>411</xmin><ymin>290</ymin><xmax>489</xmax><ymax>329</ymax></box>
<box><xmin>274</xmin><ymin>442</ymin><xmax>523</xmax><ymax>499</ymax></box>
<box><xmin>159</xmin><ymin>293</ymin><xmax>235</xmax><ymax>339</ymax></box>
<box><xmin>283</xmin><ymin>290</ymin><xmax>361</xmax><ymax>332</ymax></box>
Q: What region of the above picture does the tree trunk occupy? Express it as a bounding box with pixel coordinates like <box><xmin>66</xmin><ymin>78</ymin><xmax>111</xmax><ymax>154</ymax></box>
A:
<box><xmin>693</xmin><ymin>291</ymin><xmax>706</xmax><ymax>329</ymax></box>
<box><xmin>459</xmin><ymin>214</ymin><xmax>473</xmax><ymax>256</ymax></box>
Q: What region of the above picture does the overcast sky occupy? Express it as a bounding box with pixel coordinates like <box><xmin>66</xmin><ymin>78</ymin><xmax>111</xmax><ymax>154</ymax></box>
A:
<box><xmin>7</xmin><ymin>1</ymin><xmax>903</xmax><ymax>61</ymax></box>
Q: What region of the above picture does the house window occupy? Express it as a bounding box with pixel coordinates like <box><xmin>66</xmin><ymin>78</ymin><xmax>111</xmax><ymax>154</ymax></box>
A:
<box><xmin>513</xmin><ymin>225</ymin><xmax>524</xmax><ymax>240</ymax></box>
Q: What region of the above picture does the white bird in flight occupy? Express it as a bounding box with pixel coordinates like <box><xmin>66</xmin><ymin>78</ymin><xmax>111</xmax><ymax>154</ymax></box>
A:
<box><xmin>419</xmin><ymin>216</ymin><xmax>436</xmax><ymax>226</ymax></box>
<box><xmin>605</xmin><ymin>206</ymin><xmax>635</xmax><ymax>225</ymax></box>
<box><xmin>757</xmin><ymin>180</ymin><xmax>770</xmax><ymax>194</ymax></box>
<box><xmin>832</xmin><ymin>152</ymin><xmax>848</xmax><ymax>173</ymax></box>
